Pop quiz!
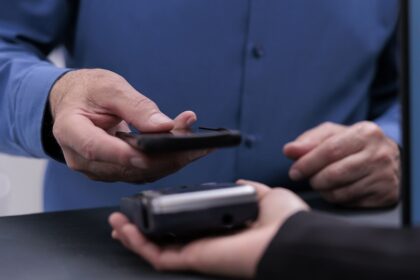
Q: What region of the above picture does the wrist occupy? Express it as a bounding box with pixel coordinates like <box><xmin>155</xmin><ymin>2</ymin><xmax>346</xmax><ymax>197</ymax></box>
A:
<box><xmin>249</xmin><ymin>202</ymin><xmax>309</xmax><ymax>278</ymax></box>
<box><xmin>41</xmin><ymin>69</ymin><xmax>76</xmax><ymax>161</ymax></box>
<box><xmin>247</xmin><ymin>224</ymin><xmax>284</xmax><ymax>278</ymax></box>
<box><xmin>49</xmin><ymin>69</ymin><xmax>80</xmax><ymax>119</ymax></box>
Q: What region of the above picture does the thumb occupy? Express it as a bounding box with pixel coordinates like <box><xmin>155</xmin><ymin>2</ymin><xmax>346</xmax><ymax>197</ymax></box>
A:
<box><xmin>109</xmin><ymin>88</ymin><xmax>174</xmax><ymax>132</ymax></box>
<box><xmin>236</xmin><ymin>179</ymin><xmax>270</xmax><ymax>201</ymax></box>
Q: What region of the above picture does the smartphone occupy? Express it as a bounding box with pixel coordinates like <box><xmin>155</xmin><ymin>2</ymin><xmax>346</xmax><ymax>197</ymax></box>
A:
<box><xmin>120</xmin><ymin>182</ymin><xmax>259</xmax><ymax>242</ymax></box>
<box><xmin>116</xmin><ymin>127</ymin><xmax>242</xmax><ymax>153</ymax></box>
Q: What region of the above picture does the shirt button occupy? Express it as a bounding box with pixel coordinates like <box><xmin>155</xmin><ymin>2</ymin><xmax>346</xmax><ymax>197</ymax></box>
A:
<box><xmin>244</xmin><ymin>135</ymin><xmax>257</xmax><ymax>148</ymax></box>
<box><xmin>252</xmin><ymin>44</ymin><xmax>264</xmax><ymax>59</ymax></box>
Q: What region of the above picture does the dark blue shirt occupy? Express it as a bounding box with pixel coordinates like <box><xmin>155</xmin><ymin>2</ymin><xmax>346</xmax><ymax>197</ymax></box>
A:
<box><xmin>0</xmin><ymin>0</ymin><xmax>400</xmax><ymax>211</ymax></box>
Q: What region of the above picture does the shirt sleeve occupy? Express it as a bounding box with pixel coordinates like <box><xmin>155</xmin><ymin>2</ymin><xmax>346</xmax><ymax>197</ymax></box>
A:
<box><xmin>0</xmin><ymin>1</ymin><xmax>75</xmax><ymax>158</ymax></box>
<box><xmin>256</xmin><ymin>211</ymin><xmax>420</xmax><ymax>280</ymax></box>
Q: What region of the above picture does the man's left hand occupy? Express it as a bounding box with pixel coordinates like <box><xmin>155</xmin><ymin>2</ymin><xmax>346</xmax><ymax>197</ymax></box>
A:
<box><xmin>284</xmin><ymin>121</ymin><xmax>400</xmax><ymax>207</ymax></box>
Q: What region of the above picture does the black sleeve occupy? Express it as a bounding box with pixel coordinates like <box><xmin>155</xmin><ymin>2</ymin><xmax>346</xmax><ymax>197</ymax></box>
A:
<box><xmin>41</xmin><ymin>98</ymin><xmax>66</xmax><ymax>163</ymax></box>
<box><xmin>256</xmin><ymin>211</ymin><xmax>420</xmax><ymax>280</ymax></box>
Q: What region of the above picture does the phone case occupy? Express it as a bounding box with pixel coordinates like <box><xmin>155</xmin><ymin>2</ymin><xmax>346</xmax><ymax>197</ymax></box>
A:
<box><xmin>120</xmin><ymin>183</ymin><xmax>259</xmax><ymax>242</ymax></box>
<box><xmin>116</xmin><ymin>128</ymin><xmax>242</xmax><ymax>153</ymax></box>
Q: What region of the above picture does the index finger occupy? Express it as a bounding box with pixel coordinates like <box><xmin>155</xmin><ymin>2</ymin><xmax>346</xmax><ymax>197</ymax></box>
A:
<box><xmin>284</xmin><ymin>122</ymin><xmax>346</xmax><ymax>160</ymax></box>
<box><xmin>172</xmin><ymin>110</ymin><xmax>197</xmax><ymax>130</ymax></box>
<box><xmin>105</xmin><ymin>85</ymin><xmax>174</xmax><ymax>133</ymax></box>
<box><xmin>289</xmin><ymin>130</ymin><xmax>365</xmax><ymax>181</ymax></box>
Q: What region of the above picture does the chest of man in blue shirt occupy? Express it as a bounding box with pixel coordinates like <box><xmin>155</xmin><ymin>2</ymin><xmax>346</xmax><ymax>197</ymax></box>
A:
<box><xmin>0</xmin><ymin>0</ymin><xmax>400</xmax><ymax>211</ymax></box>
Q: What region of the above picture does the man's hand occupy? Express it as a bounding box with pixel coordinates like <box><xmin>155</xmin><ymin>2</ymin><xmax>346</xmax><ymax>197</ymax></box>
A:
<box><xmin>49</xmin><ymin>69</ymin><xmax>209</xmax><ymax>183</ymax></box>
<box><xmin>284</xmin><ymin>121</ymin><xmax>400</xmax><ymax>207</ymax></box>
<box><xmin>109</xmin><ymin>180</ymin><xmax>309</xmax><ymax>279</ymax></box>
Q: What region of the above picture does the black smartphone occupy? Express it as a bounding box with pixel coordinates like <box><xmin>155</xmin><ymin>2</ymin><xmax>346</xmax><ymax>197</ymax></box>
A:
<box><xmin>120</xmin><ymin>182</ymin><xmax>259</xmax><ymax>242</ymax></box>
<box><xmin>116</xmin><ymin>127</ymin><xmax>242</xmax><ymax>153</ymax></box>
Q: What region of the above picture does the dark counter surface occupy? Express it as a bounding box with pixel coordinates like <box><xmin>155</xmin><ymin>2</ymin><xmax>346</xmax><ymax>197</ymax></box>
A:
<box><xmin>0</xmin><ymin>207</ymin><xmax>222</xmax><ymax>280</ymax></box>
<box><xmin>0</xmin><ymin>192</ymin><xmax>400</xmax><ymax>279</ymax></box>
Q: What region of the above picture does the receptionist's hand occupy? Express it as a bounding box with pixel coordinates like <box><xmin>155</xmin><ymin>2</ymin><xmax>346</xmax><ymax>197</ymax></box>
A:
<box><xmin>49</xmin><ymin>69</ymin><xmax>209</xmax><ymax>183</ymax></box>
<box><xmin>284</xmin><ymin>121</ymin><xmax>400</xmax><ymax>208</ymax></box>
<box><xmin>109</xmin><ymin>180</ymin><xmax>309</xmax><ymax>279</ymax></box>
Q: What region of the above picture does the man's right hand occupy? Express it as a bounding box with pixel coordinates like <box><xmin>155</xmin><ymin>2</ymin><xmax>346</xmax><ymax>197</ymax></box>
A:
<box><xmin>49</xmin><ymin>69</ymin><xmax>209</xmax><ymax>183</ymax></box>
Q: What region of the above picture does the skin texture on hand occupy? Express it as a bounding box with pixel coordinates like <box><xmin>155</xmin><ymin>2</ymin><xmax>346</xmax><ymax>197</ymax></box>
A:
<box><xmin>49</xmin><ymin>69</ymin><xmax>210</xmax><ymax>183</ymax></box>
<box><xmin>109</xmin><ymin>180</ymin><xmax>309</xmax><ymax>279</ymax></box>
<box><xmin>283</xmin><ymin>121</ymin><xmax>401</xmax><ymax>208</ymax></box>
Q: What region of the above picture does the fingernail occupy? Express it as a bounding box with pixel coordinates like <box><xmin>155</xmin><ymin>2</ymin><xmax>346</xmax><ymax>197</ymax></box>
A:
<box><xmin>289</xmin><ymin>140</ymin><xmax>309</xmax><ymax>147</ymax></box>
<box><xmin>284</xmin><ymin>142</ymin><xmax>301</xmax><ymax>150</ymax></box>
<box><xmin>283</xmin><ymin>142</ymin><xmax>294</xmax><ymax>152</ymax></box>
<box><xmin>186</xmin><ymin>116</ymin><xmax>196</xmax><ymax>127</ymax></box>
<box><xmin>130</xmin><ymin>157</ymin><xmax>146</xmax><ymax>169</ymax></box>
<box><xmin>289</xmin><ymin>168</ymin><xmax>303</xmax><ymax>181</ymax></box>
<box><xmin>150</xmin><ymin>113</ymin><xmax>172</xmax><ymax>126</ymax></box>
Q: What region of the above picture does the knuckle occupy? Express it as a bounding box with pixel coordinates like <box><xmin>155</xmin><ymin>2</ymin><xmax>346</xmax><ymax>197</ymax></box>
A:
<box><xmin>375</xmin><ymin>149</ymin><xmax>394</xmax><ymax>166</ymax></box>
<box><xmin>90</xmin><ymin>69</ymin><xmax>123</xmax><ymax>82</ymax></box>
<box><xmin>313</xmin><ymin>169</ymin><xmax>339</xmax><ymax>190</ymax></box>
<box><xmin>132</xmin><ymin>96</ymin><xmax>158</xmax><ymax>113</ymax></box>
<box><xmin>52</xmin><ymin>123</ymin><xmax>64</xmax><ymax>143</ymax></box>
<box><xmin>110</xmin><ymin>79</ymin><xmax>128</xmax><ymax>95</ymax></box>
<box><xmin>357</xmin><ymin>121</ymin><xmax>383</xmax><ymax>139</ymax></box>
<box><xmin>326</xmin><ymin>165</ymin><xmax>342</xmax><ymax>181</ymax></box>
<box><xmin>326</xmin><ymin>139</ymin><xmax>344</xmax><ymax>161</ymax></box>
<box><xmin>319</xmin><ymin>122</ymin><xmax>334</xmax><ymax>131</ymax></box>
<box><xmin>80</xmin><ymin>138</ymin><xmax>97</xmax><ymax>161</ymax></box>
<box><xmin>66</xmin><ymin>159</ymin><xmax>81</xmax><ymax>172</ymax></box>
<box><xmin>88</xmin><ymin>69</ymin><xmax>127</xmax><ymax>97</ymax></box>
<box><xmin>63</xmin><ymin>152</ymin><xmax>84</xmax><ymax>172</ymax></box>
